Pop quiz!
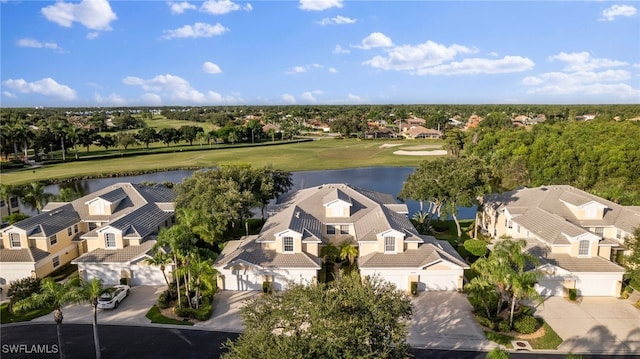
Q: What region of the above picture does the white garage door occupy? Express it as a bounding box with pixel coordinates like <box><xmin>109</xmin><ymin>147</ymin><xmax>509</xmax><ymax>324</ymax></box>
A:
<box><xmin>0</xmin><ymin>264</ymin><xmax>35</xmax><ymax>285</ymax></box>
<box><xmin>131</xmin><ymin>265</ymin><xmax>167</xmax><ymax>286</ymax></box>
<box><xmin>421</xmin><ymin>274</ymin><xmax>457</xmax><ymax>291</ymax></box>
<box><xmin>79</xmin><ymin>265</ymin><xmax>121</xmax><ymax>285</ymax></box>
<box><xmin>381</xmin><ymin>275</ymin><xmax>408</xmax><ymax>291</ymax></box>
<box><xmin>228</xmin><ymin>273</ymin><xmax>262</xmax><ymax>291</ymax></box>
<box><xmin>536</xmin><ymin>279</ymin><xmax>565</xmax><ymax>297</ymax></box>
<box><xmin>576</xmin><ymin>274</ymin><xmax>619</xmax><ymax>296</ymax></box>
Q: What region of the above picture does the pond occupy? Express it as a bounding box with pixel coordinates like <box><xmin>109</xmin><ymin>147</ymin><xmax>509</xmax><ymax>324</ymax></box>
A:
<box><xmin>27</xmin><ymin>167</ymin><xmax>477</xmax><ymax>219</ymax></box>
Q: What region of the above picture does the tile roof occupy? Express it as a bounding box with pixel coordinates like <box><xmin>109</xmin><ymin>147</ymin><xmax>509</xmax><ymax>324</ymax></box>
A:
<box><xmin>72</xmin><ymin>240</ymin><xmax>156</xmax><ymax>264</ymax></box>
<box><xmin>0</xmin><ymin>247</ymin><xmax>49</xmax><ymax>263</ymax></box>
<box><xmin>108</xmin><ymin>203</ymin><xmax>173</xmax><ymax>239</ymax></box>
<box><xmin>215</xmin><ymin>237</ymin><xmax>321</xmax><ymax>269</ymax></box>
<box><xmin>358</xmin><ymin>236</ymin><xmax>468</xmax><ymax>269</ymax></box>
<box><xmin>542</xmin><ymin>254</ymin><xmax>625</xmax><ymax>273</ymax></box>
<box><xmin>8</xmin><ymin>204</ymin><xmax>80</xmax><ymax>238</ymax></box>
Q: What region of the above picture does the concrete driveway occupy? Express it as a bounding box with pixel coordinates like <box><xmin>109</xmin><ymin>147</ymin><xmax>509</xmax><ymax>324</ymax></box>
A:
<box><xmin>194</xmin><ymin>291</ymin><xmax>260</xmax><ymax>332</ymax></box>
<box><xmin>31</xmin><ymin>286</ymin><xmax>164</xmax><ymax>325</ymax></box>
<box><xmin>408</xmin><ymin>292</ymin><xmax>495</xmax><ymax>351</ymax></box>
<box><xmin>535</xmin><ymin>296</ymin><xmax>640</xmax><ymax>355</ymax></box>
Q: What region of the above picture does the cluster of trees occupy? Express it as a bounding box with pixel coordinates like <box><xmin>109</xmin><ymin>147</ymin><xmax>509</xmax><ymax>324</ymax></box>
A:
<box><xmin>1</xmin><ymin>182</ymin><xmax>82</xmax><ymax>221</ymax></box>
<box><xmin>464</xmin><ymin>119</ymin><xmax>640</xmax><ymax>205</ymax></box>
<box><xmin>222</xmin><ymin>272</ymin><xmax>413</xmax><ymax>359</ymax></box>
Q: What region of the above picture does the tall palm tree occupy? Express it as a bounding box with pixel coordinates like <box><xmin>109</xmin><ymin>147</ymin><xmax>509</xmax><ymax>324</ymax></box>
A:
<box><xmin>145</xmin><ymin>250</ymin><xmax>172</xmax><ymax>290</ymax></box>
<box><xmin>22</xmin><ymin>182</ymin><xmax>54</xmax><ymax>214</ymax></box>
<box><xmin>82</xmin><ymin>278</ymin><xmax>105</xmax><ymax>359</ymax></box>
<box><xmin>508</xmin><ymin>270</ymin><xmax>542</xmax><ymax>328</ymax></box>
<box><xmin>13</xmin><ymin>277</ymin><xmax>85</xmax><ymax>359</ymax></box>
<box><xmin>187</xmin><ymin>254</ymin><xmax>215</xmax><ymax>310</ymax></box>
<box><xmin>0</xmin><ymin>184</ymin><xmax>18</xmax><ymax>215</ymax></box>
<box><xmin>339</xmin><ymin>241</ymin><xmax>359</xmax><ymax>269</ymax></box>
<box><xmin>155</xmin><ymin>225</ymin><xmax>195</xmax><ymax>308</ymax></box>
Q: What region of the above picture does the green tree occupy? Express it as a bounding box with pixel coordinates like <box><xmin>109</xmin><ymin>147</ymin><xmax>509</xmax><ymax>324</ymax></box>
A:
<box><xmin>56</xmin><ymin>188</ymin><xmax>81</xmax><ymax>202</ymax></box>
<box><xmin>13</xmin><ymin>277</ymin><xmax>85</xmax><ymax>359</ymax></box>
<box><xmin>222</xmin><ymin>272</ymin><xmax>412</xmax><ymax>359</ymax></box>
<box><xmin>339</xmin><ymin>241</ymin><xmax>358</xmax><ymax>268</ymax></box>
<box><xmin>444</xmin><ymin>129</ymin><xmax>465</xmax><ymax>157</ymax></box>
<box><xmin>137</xmin><ymin>127</ymin><xmax>157</xmax><ymax>149</ymax></box>
<box><xmin>179</xmin><ymin>125</ymin><xmax>203</xmax><ymax>146</ymax></box>
<box><xmin>145</xmin><ymin>250</ymin><xmax>172</xmax><ymax>290</ymax></box>
<box><xmin>623</xmin><ymin>227</ymin><xmax>640</xmax><ymax>286</ymax></box>
<box><xmin>81</xmin><ymin>278</ymin><xmax>106</xmax><ymax>359</ymax></box>
<box><xmin>116</xmin><ymin>132</ymin><xmax>138</xmax><ymax>150</ymax></box>
<box><xmin>22</xmin><ymin>182</ymin><xmax>55</xmax><ymax>214</ymax></box>
<box><xmin>1</xmin><ymin>184</ymin><xmax>19</xmax><ymax>216</ymax></box>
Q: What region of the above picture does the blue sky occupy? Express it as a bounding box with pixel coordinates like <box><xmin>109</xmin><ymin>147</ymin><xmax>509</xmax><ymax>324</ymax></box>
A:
<box><xmin>1</xmin><ymin>0</ymin><xmax>639</xmax><ymax>107</ymax></box>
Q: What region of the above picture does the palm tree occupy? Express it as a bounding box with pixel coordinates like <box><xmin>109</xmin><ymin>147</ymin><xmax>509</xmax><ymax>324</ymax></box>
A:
<box><xmin>320</xmin><ymin>243</ymin><xmax>340</xmax><ymax>281</ymax></box>
<box><xmin>82</xmin><ymin>278</ymin><xmax>105</xmax><ymax>359</ymax></box>
<box><xmin>22</xmin><ymin>182</ymin><xmax>54</xmax><ymax>214</ymax></box>
<box><xmin>411</xmin><ymin>211</ymin><xmax>429</xmax><ymax>233</ymax></box>
<box><xmin>339</xmin><ymin>241</ymin><xmax>359</xmax><ymax>269</ymax></box>
<box><xmin>13</xmin><ymin>277</ymin><xmax>85</xmax><ymax>359</ymax></box>
<box><xmin>155</xmin><ymin>225</ymin><xmax>195</xmax><ymax>308</ymax></box>
<box><xmin>145</xmin><ymin>250</ymin><xmax>172</xmax><ymax>290</ymax></box>
<box><xmin>188</xmin><ymin>254</ymin><xmax>215</xmax><ymax>310</ymax></box>
<box><xmin>1</xmin><ymin>184</ymin><xmax>18</xmax><ymax>215</ymax></box>
<box><xmin>508</xmin><ymin>270</ymin><xmax>542</xmax><ymax>328</ymax></box>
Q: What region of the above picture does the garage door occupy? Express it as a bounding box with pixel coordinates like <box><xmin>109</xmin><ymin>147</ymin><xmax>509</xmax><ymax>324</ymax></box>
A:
<box><xmin>421</xmin><ymin>274</ymin><xmax>457</xmax><ymax>291</ymax></box>
<box><xmin>131</xmin><ymin>265</ymin><xmax>167</xmax><ymax>286</ymax></box>
<box><xmin>0</xmin><ymin>265</ymin><xmax>35</xmax><ymax>285</ymax></box>
<box><xmin>381</xmin><ymin>275</ymin><xmax>408</xmax><ymax>291</ymax></box>
<box><xmin>576</xmin><ymin>275</ymin><xmax>618</xmax><ymax>296</ymax></box>
<box><xmin>228</xmin><ymin>273</ymin><xmax>262</xmax><ymax>291</ymax></box>
<box><xmin>80</xmin><ymin>265</ymin><xmax>120</xmax><ymax>285</ymax></box>
<box><xmin>536</xmin><ymin>279</ymin><xmax>564</xmax><ymax>297</ymax></box>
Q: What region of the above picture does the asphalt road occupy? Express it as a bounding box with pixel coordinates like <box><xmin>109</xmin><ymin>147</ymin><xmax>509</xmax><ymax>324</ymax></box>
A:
<box><xmin>2</xmin><ymin>323</ymin><xmax>637</xmax><ymax>359</ymax></box>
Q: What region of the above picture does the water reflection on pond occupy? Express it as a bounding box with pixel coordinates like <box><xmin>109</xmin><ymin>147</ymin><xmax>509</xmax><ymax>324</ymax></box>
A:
<box><xmin>36</xmin><ymin>167</ymin><xmax>475</xmax><ymax>219</ymax></box>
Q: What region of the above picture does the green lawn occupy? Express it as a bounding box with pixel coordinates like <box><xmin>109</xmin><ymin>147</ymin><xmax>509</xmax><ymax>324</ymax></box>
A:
<box><xmin>1</xmin><ymin>138</ymin><xmax>445</xmax><ymax>185</ymax></box>
<box><xmin>145</xmin><ymin>305</ymin><xmax>194</xmax><ymax>326</ymax></box>
<box><xmin>483</xmin><ymin>322</ymin><xmax>563</xmax><ymax>350</ymax></box>
<box><xmin>0</xmin><ymin>302</ymin><xmax>52</xmax><ymax>324</ymax></box>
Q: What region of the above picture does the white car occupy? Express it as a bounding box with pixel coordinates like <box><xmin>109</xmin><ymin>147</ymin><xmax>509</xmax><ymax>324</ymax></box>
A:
<box><xmin>97</xmin><ymin>285</ymin><xmax>130</xmax><ymax>309</ymax></box>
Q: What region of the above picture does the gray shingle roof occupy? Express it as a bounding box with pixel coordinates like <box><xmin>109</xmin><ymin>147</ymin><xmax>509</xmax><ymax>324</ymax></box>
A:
<box><xmin>95</xmin><ymin>187</ymin><xmax>128</xmax><ymax>203</ymax></box>
<box><xmin>108</xmin><ymin>203</ymin><xmax>172</xmax><ymax>239</ymax></box>
<box><xmin>72</xmin><ymin>240</ymin><xmax>156</xmax><ymax>264</ymax></box>
<box><xmin>215</xmin><ymin>237</ymin><xmax>321</xmax><ymax>269</ymax></box>
<box><xmin>0</xmin><ymin>247</ymin><xmax>50</xmax><ymax>263</ymax></box>
<box><xmin>9</xmin><ymin>204</ymin><xmax>80</xmax><ymax>238</ymax></box>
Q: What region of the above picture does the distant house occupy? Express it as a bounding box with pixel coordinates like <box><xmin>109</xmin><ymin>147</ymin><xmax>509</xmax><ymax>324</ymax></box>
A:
<box><xmin>575</xmin><ymin>114</ymin><xmax>597</xmax><ymax>121</ymax></box>
<box><xmin>214</xmin><ymin>184</ymin><xmax>468</xmax><ymax>292</ymax></box>
<box><xmin>0</xmin><ymin>183</ymin><xmax>176</xmax><ymax>286</ymax></box>
<box><xmin>365</xmin><ymin>127</ymin><xmax>396</xmax><ymax>139</ymax></box>
<box><xmin>0</xmin><ymin>195</ymin><xmax>21</xmax><ymax>226</ymax></box>
<box><xmin>404</xmin><ymin>126</ymin><xmax>443</xmax><ymax>139</ymax></box>
<box><xmin>481</xmin><ymin>185</ymin><xmax>639</xmax><ymax>297</ymax></box>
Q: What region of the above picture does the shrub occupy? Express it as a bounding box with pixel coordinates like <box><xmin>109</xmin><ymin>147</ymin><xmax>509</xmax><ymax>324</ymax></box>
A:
<box><xmin>410</xmin><ymin>282</ymin><xmax>418</xmax><ymax>296</ymax></box>
<box><xmin>498</xmin><ymin>320</ymin><xmax>511</xmax><ymax>333</ymax></box>
<box><xmin>514</xmin><ymin>315</ymin><xmax>540</xmax><ymax>334</ymax></box>
<box><xmin>485</xmin><ymin>347</ymin><xmax>511</xmax><ymax>359</ymax></box>
<box><xmin>263</xmin><ymin>281</ymin><xmax>273</xmax><ymax>294</ymax></box>
<box><xmin>120</xmin><ymin>278</ymin><xmax>128</xmax><ymax>285</ymax></box>
<box><xmin>157</xmin><ymin>290</ymin><xmax>170</xmax><ymax>309</ymax></box>
<box><xmin>520</xmin><ymin>305</ymin><xmax>534</xmax><ymax>316</ymax></box>
<box><xmin>7</xmin><ymin>277</ymin><xmax>41</xmax><ymax>303</ymax></box>
<box><xmin>175</xmin><ymin>307</ymin><xmax>198</xmax><ymax>319</ymax></box>
<box><xmin>464</xmin><ymin>239</ymin><xmax>488</xmax><ymax>257</ymax></box>
<box><xmin>475</xmin><ymin>315</ymin><xmax>496</xmax><ymax>330</ymax></box>
<box><xmin>568</xmin><ymin>288</ymin><xmax>577</xmax><ymax>301</ymax></box>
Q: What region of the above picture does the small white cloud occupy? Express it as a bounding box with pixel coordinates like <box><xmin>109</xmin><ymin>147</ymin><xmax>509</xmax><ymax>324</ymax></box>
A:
<box><xmin>333</xmin><ymin>45</ymin><xmax>349</xmax><ymax>54</ymax></box>
<box><xmin>17</xmin><ymin>38</ymin><xmax>63</xmax><ymax>51</ymax></box>
<box><xmin>162</xmin><ymin>22</ymin><xmax>229</xmax><ymax>39</ymax></box>
<box><xmin>2</xmin><ymin>91</ymin><xmax>17</xmax><ymax>99</ymax></box>
<box><xmin>600</xmin><ymin>4</ymin><xmax>636</xmax><ymax>21</ymax></box>
<box><xmin>3</xmin><ymin>77</ymin><xmax>77</xmax><ymax>100</ymax></box>
<box><xmin>169</xmin><ymin>1</ymin><xmax>196</xmax><ymax>14</ymax></box>
<box><xmin>301</xmin><ymin>91</ymin><xmax>321</xmax><ymax>103</ymax></box>
<box><xmin>354</xmin><ymin>32</ymin><xmax>393</xmax><ymax>50</ymax></box>
<box><xmin>282</xmin><ymin>93</ymin><xmax>296</xmax><ymax>104</ymax></box>
<box><xmin>416</xmin><ymin>56</ymin><xmax>535</xmax><ymax>76</ymax></box>
<box><xmin>522</xmin><ymin>68</ymin><xmax>639</xmax><ymax>99</ymax></box>
<box><xmin>363</xmin><ymin>40</ymin><xmax>477</xmax><ymax>71</ymax></box>
<box><xmin>549</xmin><ymin>51</ymin><xmax>627</xmax><ymax>72</ymax></box>
<box><xmin>140</xmin><ymin>93</ymin><xmax>163</xmax><ymax>105</ymax></box>
<box><xmin>346</xmin><ymin>93</ymin><xmax>363</xmax><ymax>102</ymax></box>
<box><xmin>299</xmin><ymin>0</ymin><xmax>342</xmax><ymax>11</ymax></box>
<box><xmin>286</xmin><ymin>64</ymin><xmax>323</xmax><ymax>74</ymax></box>
<box><xmin>122</xmin><ymin>73</ymin><xmax>241</xmax><ymax>104</ymax></box>
<box><xmin>488</xmin><ymin>51</ymin><xmax>499</xmax><ymax>57</ymax></box>
<box><xmin>200</xmin><ymin>0</ymin><xmax>252</xmax><ymax>15</ymax></box>
<box><xmin>203</xmin><ymin>61</ymin><xmax>222</xmax><ymax>74</ymax></box>
<box><xmin>94</xmin><ymin>93</ymin><xmax>127</xmax><ymax>105</ymax></box>
<box><xmin>317</xmin><ymin>15</ymin><xmax>356</xmax><ymax>25</ymax></box>
<box><xmin>86</xmin><ymin>32</ymin><xmax>99</xmax><ymax>40</ymax></box>
<box><xmin>41</xmin><ymin>0</ymin><xmax>117</xmax><ymax>31</ymax></box>
<box><xmin>328</xmin><ymin>67</ymin><xmax>338</xmax><ymax>73</ymax></box>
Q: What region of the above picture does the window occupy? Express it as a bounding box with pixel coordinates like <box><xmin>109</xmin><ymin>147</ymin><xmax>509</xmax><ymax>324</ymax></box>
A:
<box><xmin>384</xmin><ymin>236</ymin><xmax>395</xmax><ymax>253</ymax></box>
<box><xmin>49</xmin><ymin>234</ymin><xmax>57</xmax><ymax>246</ymax></box>
<box><xmin>88</xmin><ymin>222</ymin><xmax>97</xmax><ymax>231</ymax></box>
<box><xmin>105</xmin><ymin>233</ymin><xmax>116</xmax><ymax>248</ymax></box>
<box><xmin>340</xmin><ymin>225</ymin><xmax>349</xmax><ymax>235</ymax></box>
<box><xmin>74</xmin><ymin>224</ymin><xmax>78</xmax><ymax>234</ymax></box>
<box><xmin>283</xmin><ymin>236</ymin><xmax>294</xmax><ymax>253</ymax></box>
<box><xmin>594</xmin><ymin>227</ymin><xmax>604</xmax><ymax>236</ymax></box>
<box><xmin>0</xmin><ymin>200</ymin><xmax>5</xmax><ymax>207</ymax></box>
<box><xmin>9</xmin><ymin>233</ymin><xmax>21</xmax><ymax>248</ymax></box>
<box><xmin>52</xmin><ymin>256</ymin><xmax>60</xmax><ymax>268</ymax></box>
<box><xmin>10</xmin><ymin>197</ymin><xmax>18</xmax><ymax>208</ymax></box>
<box><xmin>616</xmin><ymin>229</ymin><xmax>622</xmax><ymax>240</ymax></box>
<box><xmin>507</xmin><ymin>220</ymin><xmax>513</xmax><ymax>229</ymax></box>
<box><xmin>326</xmin><ymin>225</ymin><xmax>336</xmax><ymax>235</ymax></box>
<box><xmin>578</xmin><ymin>240</ymin><xmax>590</xmax><ymax>256</ymax></box>
<box><xmin>516</xmin><ymin>224</ymin><xmax>521</xmax><ymax>233</ymax></box>
<box><xmin>68</xmin><ymin>227</ymin><xmax>73</xmax><ymax>236</ymax></box>
<box><xmin>585</xmin><ymin>207</ymin><xmax>597</xmax><ymax>219</ymax></box>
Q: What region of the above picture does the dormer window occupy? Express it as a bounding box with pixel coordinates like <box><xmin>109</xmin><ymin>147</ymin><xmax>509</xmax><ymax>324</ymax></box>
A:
<box><xmin>105</xmin><ymin>233</ymin><xmax>116</xmax><ymax>248</ymax></box>
<box><xmin>384</xmin><ymin>236</ymin><xmax>395</xmax><ymax>253</ymax></box>
<box><xmin>9</xmin><ymin>233</ymin><xmax>21</xmax><ymax>248</ymax></box>
<box><xmin>585</xmin><ymin>207</ymin><xmax>597</xmax><ymax>219</ymax></box>
<box><xmin>578</xmin><ymin>240</ymin><xmax>590</xmax><ymax>256</ymax></box>
<box><xmin>283</xmin><ymin>236</ymin><xmax>294</xmax><ymax>253</ymax></box>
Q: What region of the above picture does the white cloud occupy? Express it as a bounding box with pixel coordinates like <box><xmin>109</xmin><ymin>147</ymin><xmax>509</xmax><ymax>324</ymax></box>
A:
<box><xmin>122</xmin><ymin>73</ymin><xmax>241</xmax><ymax>104</ymax></box>
<box><xmin>328</xmin><ymin>67</ymin><xmax>338</xmax><ymax>73</ymax></box>
<box><xmin>94</xmin><ymin>92</ymin><xmax>127</xmax><ymax>105</ymax></box>
<box><xmin>200</xmin><ymin>0</ymin><xmax>252</xmax><ymax>15</ymax></box>
<box><xmin>86</xmin><ymin>32</ymin><xmax>99</xmax><ymax>40</ymax></box>
<box><xmin>2</xmin><ymin>78</ymin><xmax>77</xmax><ymax>100</ymax></box>
<box><xmin>162</xmin><ymin>22</ymin><xmax>228</xmax><ymax>39</ymax></box>
<box><xmin>317</xmin><ymin>15</ymin><xmax>356</xmax><ymax>25</ymax></box>
<box><xmin>600</xmin><ymin>4</ymin><xmax>636</xmax><ymax>21</ymax></box>
<box><xmin>169</xmin><ymin>1</ymin><xmax>196</xmax><ymax>14</ymax></box>
<box><xmin>140</xmin><ymin>93</ymin><xmax>163</xmax><ymax>105</ymax></box>
<box><xmin>523</xmin><ymin>69</ymin><xmax>639</xmax><ymax>98</ymax></box>
<box><xmin>286</xmin><ymin>63</ymin><xmax>322</xmax><ymax>74</ymax></box>
<box><xmin>299</xmin><ymin>0</ymin><xmax>342</xmax><ymax>11</ymax></box>
<box><xmin>333</xmin><ymin>45</ymin><xmax>349</xmax><ymax>54</ymax></box>
<box><xmin>354</xmin><ymin>32</ymin><xmax>393</xmax><ymax>50</ymax></box>
<box><xmin>41</xmin><ymin>0</ymin><xmax>117</xmax><ymax>31</ymax></box>
<box><xmin>2</xmin><ymin>91</ymin><xmax>17</xmax><ymax>99</ymax></box>
<box><xmin>363</xmin><ymin>40</ymin><xmax>477</xmax><ymax>71</ymax></box>
<box><xmin>282</xmin><ymin>93</ymin><xmax>296</xmax><ymax>104</ymax></box>
<box><xmin>17</xmin><ymin>38</ymin><xmax>63</xmax><ymax>51</ymax></box>
<box><xmin>549</xmin><ymin>51</ymin><xmax>627</xmax><ymax>72</ymax></box>
<box><xmin>203</xmin><ymin>61</ymin><xmax>222</xmax><ymax>74</ymax></box>
<box><xmin>301</xmin><ymin>90</ymin><xmax>323</xmax><ymax>103</ymax></box>
<box><xmin>488</xmin><ymin>51</ymin><xmax>499</xmax><ymax>57</ymax></box>
<box><xmin>416</xmin><ymin>56</ymin><xmax>534</xmax><ymax>76</ymax></box>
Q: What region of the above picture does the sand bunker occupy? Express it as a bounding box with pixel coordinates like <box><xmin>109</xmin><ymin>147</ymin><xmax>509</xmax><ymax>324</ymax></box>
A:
<box><xmin>379</xmin><ymin>143</ymin><xmax>402</xmax><ymax>148</ymax></box>
<box><xmin>399</xmin><ymin>145</ymin><xmax>443</xmax><ymax>150</ymax></box>
<box><xmin>393</xmin><ymin>150</ymin><xmax>448</xmax><ymax>156</ymax></box>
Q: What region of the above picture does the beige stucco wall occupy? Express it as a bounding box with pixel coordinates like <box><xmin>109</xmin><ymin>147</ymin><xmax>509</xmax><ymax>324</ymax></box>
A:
<box><xmin>406</xmin><ymin>242</ymin><xmax>418</xmax><ymax>250</ymax></box>
<box><xmin>303</xmin><ymin>243</ymin><xmax>318</xmax><ymax>256</ymax></box>
<box><xmin>598</xmin><ymin>246</ymin><xmax>612</xmax><ymax>260</ymax></box>
<box><xmin>34</xmin><ymin>245</ymin><xmax>79</xmax><ymax>278</ymax></box>
<box><xmin>1</xmin><ymin>228</ymin><xmax>27</xmax><ymax>249</ymax></box>
<box><xmin>425</xmin><ymin>263</ymin><xmax>453</xmax><ymax>271</ymax></box>
<box><xmin>274</xmin><ymin>232</ymin><xmax>302</xmax><ymax>254</ymax></box>
<box><xmin>358</xmin><ymin>242</ymin><xmax>377</xmax><ymax>257</ymax></box>
<box><xmin>551</xmin><ymin>246</ymin><xmax>570</xmax><ymax>254</ymax></box>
